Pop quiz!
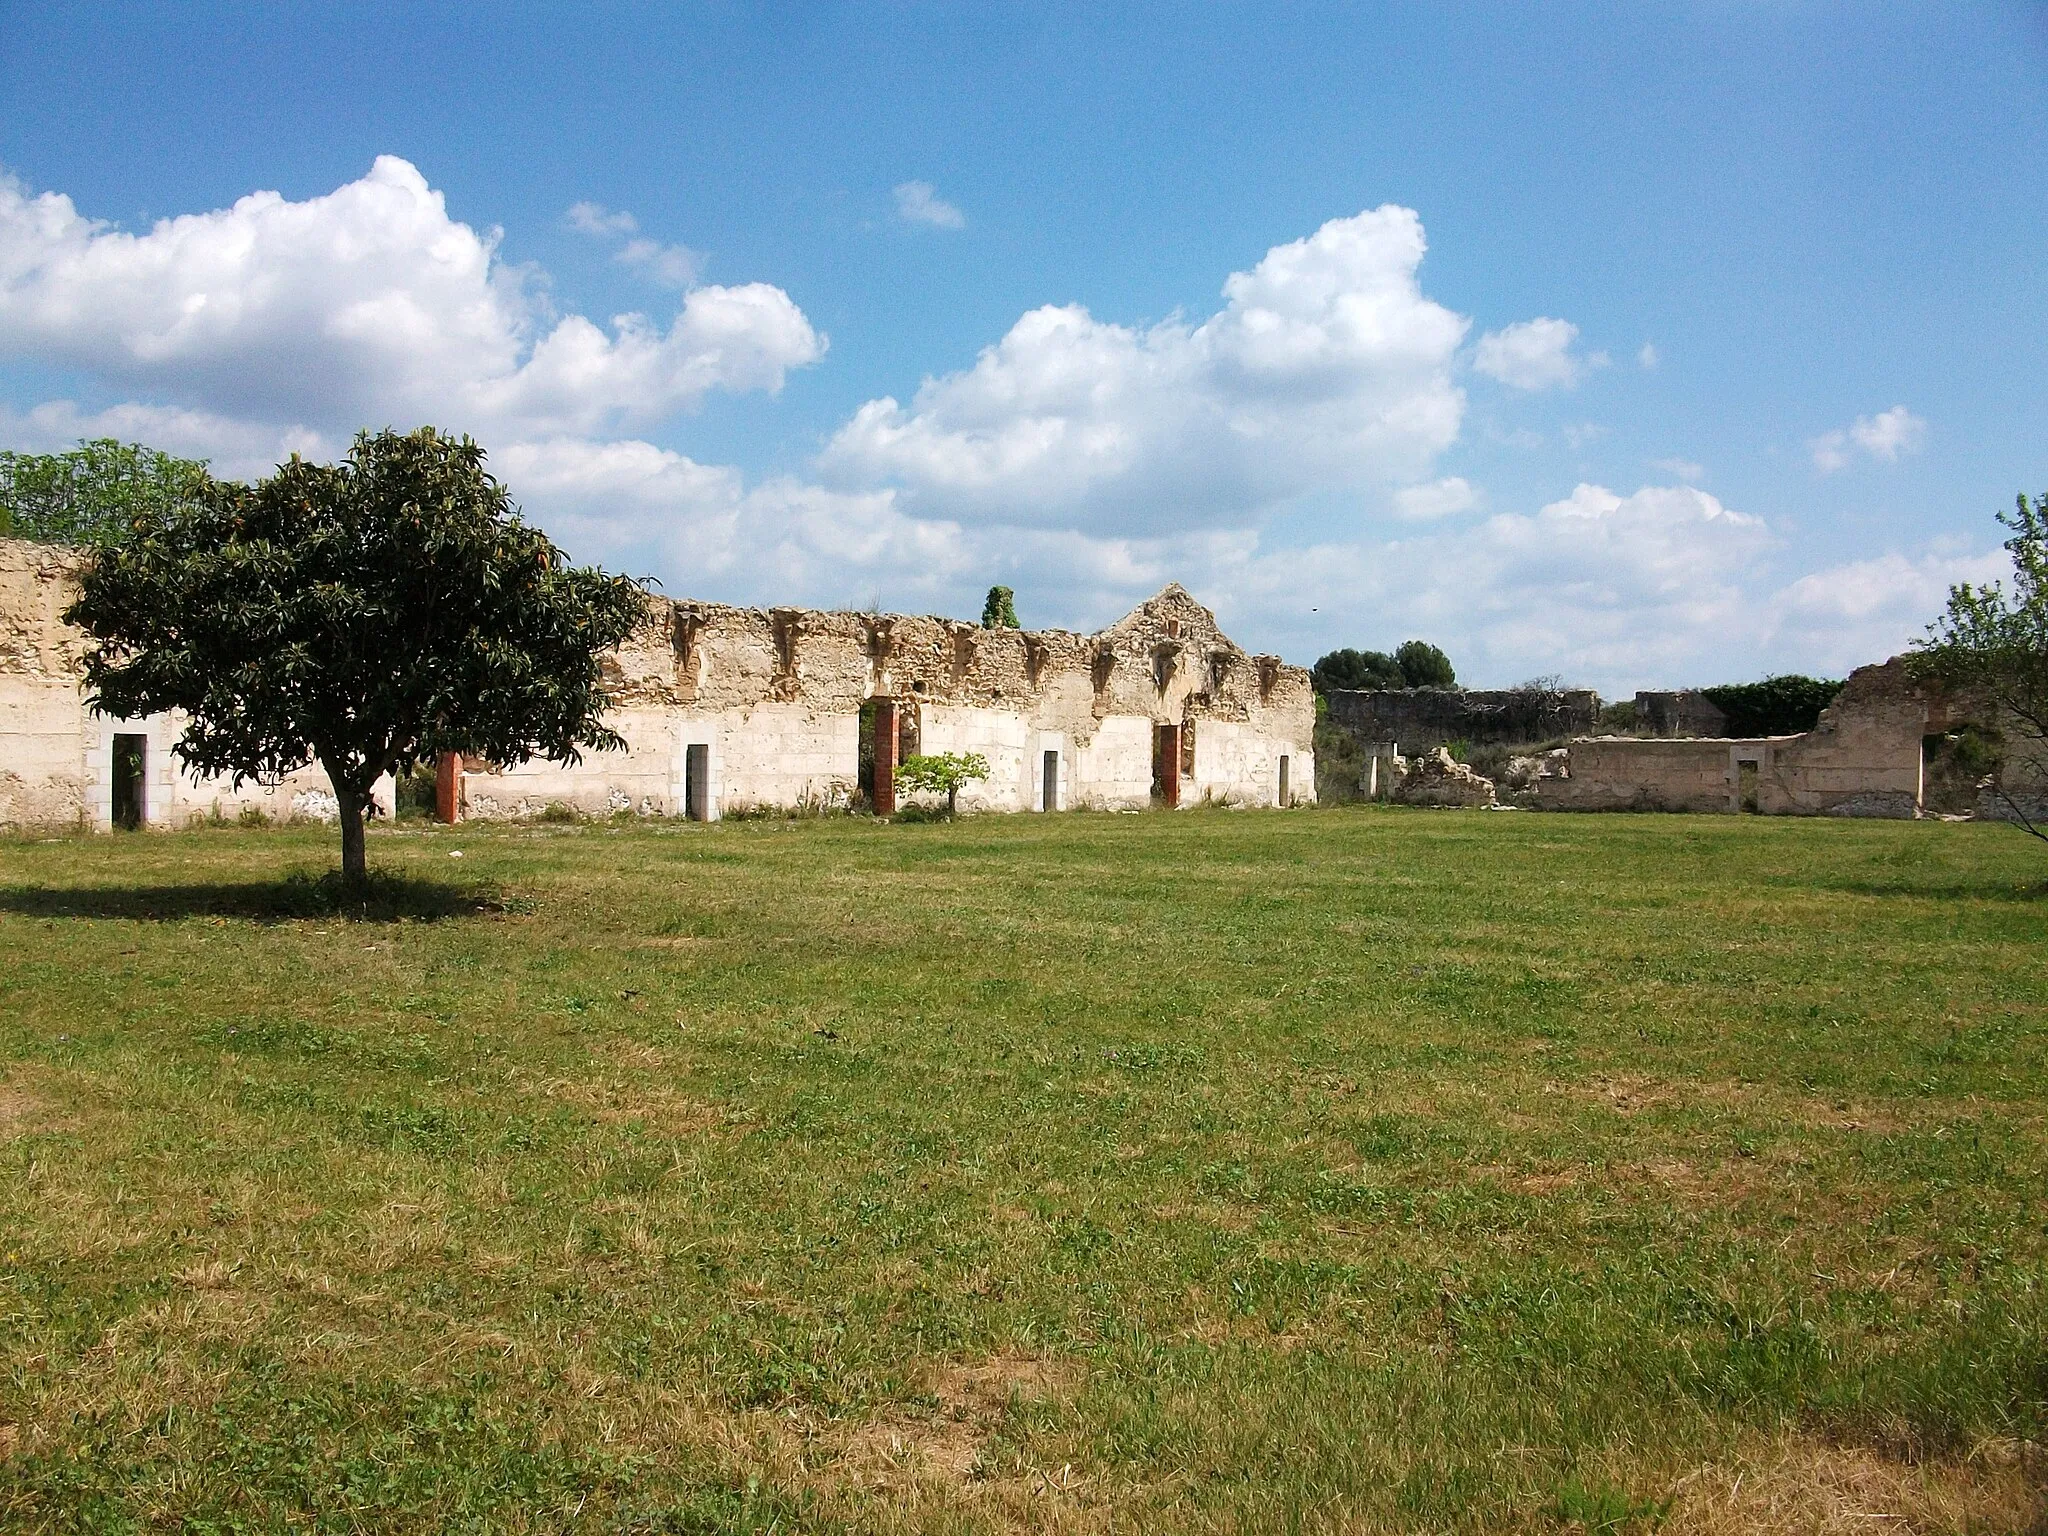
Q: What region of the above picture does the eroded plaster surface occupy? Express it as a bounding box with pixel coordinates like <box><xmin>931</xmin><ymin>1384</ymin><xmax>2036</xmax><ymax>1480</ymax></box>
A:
<box><xmin>458</xmin><ymin>583</ymin><xmax>1318</xmax><ymax>817</ymax></box>
<box><xmin>3</xmin><ymin>540</ymin><xmax>1316</xmax><ymax>828</ymax></box>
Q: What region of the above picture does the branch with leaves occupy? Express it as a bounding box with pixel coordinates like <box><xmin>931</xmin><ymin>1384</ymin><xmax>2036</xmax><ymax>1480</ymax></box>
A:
<box><xmin>1912</xmin><ymin>491</ymin><xmax>2048</xmax><ymax>843</ymax></box>
<box><xmin>0</xmin><ymin>440</ymin><xmax>214</xmax><ymax>547</ymax></box>
<box><xmin>895</xmin><ymin>751</ymin><xmax>991</xmax><ymax>817</ymax></box>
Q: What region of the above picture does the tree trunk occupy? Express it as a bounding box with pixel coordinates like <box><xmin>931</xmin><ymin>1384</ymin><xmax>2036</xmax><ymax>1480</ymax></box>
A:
<box><xmin>337</xmin><ymin>784</ymin><xmax>368</xmax><ymax>886</ymax></box>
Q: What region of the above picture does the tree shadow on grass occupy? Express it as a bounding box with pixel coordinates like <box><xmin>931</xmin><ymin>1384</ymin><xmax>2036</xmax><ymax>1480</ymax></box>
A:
<box><xmin>0</xmin><ymin>870</ymin><xmax>522</xmax><ymax>924</ymax></box>
<box><xmin>1790</xmin><ymin>874</ymin><xmax>2048</xmax><ymax>903</ymax></box>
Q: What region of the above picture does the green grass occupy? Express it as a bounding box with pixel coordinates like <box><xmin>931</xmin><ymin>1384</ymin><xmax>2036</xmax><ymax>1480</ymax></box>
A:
<box><xmin>1</xmin><ymin>808</ymin><xmax>2043</xmax><ymax>1532</ymax></box>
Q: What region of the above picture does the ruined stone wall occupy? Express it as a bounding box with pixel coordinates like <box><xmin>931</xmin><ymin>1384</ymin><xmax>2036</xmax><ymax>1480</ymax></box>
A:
<box><xmin>1536</xmin><ymin>660</ymin><xmax>1943</xmax><ymax>819</ymax></box>
<box><xmin>1326</xmin><ymin>686</ymin><xmax>1599</xmax><ymax>751</ymax></box>
<box><xmin>1532</xmin><ymin>736</ymin><xmax>1787</xmax><ymax>813</ymax></box>
<box><xmin>1634</xmin><ymin>690</ymin><xmax>1728</xmax><ymax>737</ymax></box>
<box><xmin>4</xmin><ymin>537</ymin><xmax>1314</xmax><ymax>827</ymax></box>
<box><xmin>1764</xmin><ymin>660</ymin><xmax>1928</xmax><ymax>817</ymax></box>
<box><xmin>1</xmin><ymin>540</ymin><xmax>90</xmax><ymax>827</ymax></box>
<box><xmin>461</xmin><ymin>582</ymin><xmax>1318</xmax><ymax>817</ymax></box>
<box><xmin>1</xmin><ymin>537</ymin><xmax>387</xmax><ymax>830</ymax></box>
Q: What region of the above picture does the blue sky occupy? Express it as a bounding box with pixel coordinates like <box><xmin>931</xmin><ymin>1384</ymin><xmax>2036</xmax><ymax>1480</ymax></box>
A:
<box><xmin>1</xmin><ymin>1</ymin><xmax>2043</xmax><ymax>691</ymax></box>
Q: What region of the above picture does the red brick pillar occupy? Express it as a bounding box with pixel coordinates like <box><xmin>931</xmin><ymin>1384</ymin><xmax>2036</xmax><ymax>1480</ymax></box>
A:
<box><xmin>1157</xmin><ymin>724</ymin><xmax>1182</xmax><ymax>809</ymax></box>
<box><xmin>871</xmin><ymin>699</ymin><xmax>898</xmax><ymax>816</ymax></box>
<box><xmin>435</xmin><ymin>752</ymin><xmax>463</xmax><ymax>824</ymax></box>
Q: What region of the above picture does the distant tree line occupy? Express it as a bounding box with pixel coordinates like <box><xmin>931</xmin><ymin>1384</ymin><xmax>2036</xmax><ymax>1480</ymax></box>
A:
<box><xmin>1312</xmin><ymin>640</ymin><xmax>1456</xmax><ymax>694</ymax></box>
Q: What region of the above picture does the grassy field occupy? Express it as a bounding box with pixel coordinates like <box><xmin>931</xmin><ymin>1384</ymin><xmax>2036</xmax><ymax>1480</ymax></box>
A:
<box><xmin>0</xmin><ymin>807</ymin><xmax>2043</xmax><ymax>1533</ymax></box>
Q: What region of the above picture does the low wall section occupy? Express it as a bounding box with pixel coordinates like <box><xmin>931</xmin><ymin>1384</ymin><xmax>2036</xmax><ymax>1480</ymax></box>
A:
<box><xmin>1536</xmin><ymin>660</ymin><xmax>1934</xmax><ymax>817</ymax></box>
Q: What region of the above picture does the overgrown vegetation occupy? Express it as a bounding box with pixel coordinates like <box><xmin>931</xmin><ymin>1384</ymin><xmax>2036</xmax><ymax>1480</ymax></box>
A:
<box><xmin>1698</xmin><ymin>675</ymin><xmax>1845</xmax><ymax>737</ymax></box>
<box><xmin>894</xmin><ymin>751</ymin><xmax>990</xmax><ymax>816</ymax></box>
<box><xmin>0</xmin><ymin>439</ymin><xmax>214</xmax><ymax>547</ymax></box>
<box><xmin>2</xmin><ymin>812</ymin><xmax>2043</xmax><ymax>1531</ymax></box>
<box><xmin>979</xmin><ymin>585</ymin><xmax>1019</xmax><ymax>630</ymax></box>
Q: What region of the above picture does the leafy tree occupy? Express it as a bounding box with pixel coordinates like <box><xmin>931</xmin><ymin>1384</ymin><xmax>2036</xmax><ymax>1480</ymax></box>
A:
<box><xmin>895</xmin><ymin>751</ymin><xmax>990</xmax><ymax>817</ymax></box>
<box><xmin>1395</xmin><ymin>640</ymin><xmax>1457</xmax><ymax>689</ymax></box>
<box><xmin>0</xmin><ymin>439</ymin><xmax>214</xmax><ymax>546</ymax></box>
<box><xmin>64</xmin><ymin>427</ymin><xmax>645</xmax><ymax>883</ymax></box>
<box><xmin>1696</xmin><ymin>675</ymin><xmax>1843</xmax><ymax>736</ymax></box>
<box><xmin>1311</xmin><ymin>647</ymin><xmax>1405</xmax><ymax>694</ymax></box>
<box><xmin>1913</xmin><ymin>491</ymin><xmax>2048</xmax><ymax>842</ymax></box>
<box><xmin>981</xmin><ymin>585</ymin><xmax>1020</xmax><ymax>629</ymax></box>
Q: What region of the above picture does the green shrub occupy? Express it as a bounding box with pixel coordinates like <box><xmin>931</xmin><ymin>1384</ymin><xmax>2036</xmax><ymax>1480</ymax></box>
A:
<box><xmin>1699</xmin><ymin>675</ymin><xmax>1843</xmax><ymax>736</ymax></box>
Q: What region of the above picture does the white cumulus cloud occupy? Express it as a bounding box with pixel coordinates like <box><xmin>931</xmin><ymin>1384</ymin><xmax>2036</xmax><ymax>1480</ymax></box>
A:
<box><xmin>1809</xmin><ymin>405</ymin><xmax>1927</xmax><ymax>473</ymax></box>
<box><xmin>0</xmin><ymin>165</ymin><xmax>1994</xmax><ymax>695</ymax></box>
<box><xmin>1394</xmin><ymin>476</ymin><xmax>1478</xmax><ymax>520</ymax></box>
<box><xmin>893</xmin><ymin>181</ymin><xmax>965</xmax><ymax>230</ymax></box>
<box><xmin>823</xmin><ymin>205</ymin><xmax>1470</xmax><ymax>529</ymax></box>
<box><xmin>0</xmin><ymin>157</ymin><xmax>821</xmax><ymax>440</ymax></box>
<box><xmin>1473</xmin><ymin>317</ymin><xmax>1589</xmax><ymax>391</ymax></box>
<box><xmin>1763</xmin><ymin>546</ymin><xmax>2006</xmax><ymax>673</ymax></box>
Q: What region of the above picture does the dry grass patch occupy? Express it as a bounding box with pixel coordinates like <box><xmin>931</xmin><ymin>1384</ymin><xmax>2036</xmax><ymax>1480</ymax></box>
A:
<box><xmin>0</xmin><ymin>1084</ymin><xmax>41</xmax><ymax>1138</ymax></box>
<box><xmin>1665</xmin><ymin>1433</ymin><xmax>2045</xmax><ymax>1535</ymax></box>
<box><xmin>830</xmin><ymin>1355</ymin><xmax>1083</xmax><ymax>1491</ymax></box>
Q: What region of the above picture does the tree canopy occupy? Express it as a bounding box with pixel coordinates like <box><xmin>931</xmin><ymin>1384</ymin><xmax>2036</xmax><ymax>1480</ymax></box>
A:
<box><xmin>980</xmin><ymin>585</ymin><xmax>1020</xmax><ymax>630</ymax></box>
<box><xmin>64</xmin><ymin>427</ymin><xmax>645</xmax><ymax>881</ymax></box>
<box><xmin>1394</xmin><ymin>640</ymin><xmax>1457</xmax><ymax>689</ymax></box>
<box><xmin>0</xmin><ymin>439</ymin><xmax>214</xmax><ymax>546</ymax></box>
<box><xmin>1312</xmin><ymin>641</ymin><xmax>1459</xmax><ymax>693</ymax></box>
<box><xmin>1311</xmin><ymin>648</ymin><xmax>1405</xmax><ymax>694</ymax></box>
<box><xmin>1913</xmin><ymin>491</ymin><xmax>2048</xmax><ymax>841</ymax></box>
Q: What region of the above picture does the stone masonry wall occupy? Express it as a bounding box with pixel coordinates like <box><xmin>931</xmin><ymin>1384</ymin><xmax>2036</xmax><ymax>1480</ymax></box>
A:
<box><xmin>1</xmin><ymin>538</ymin><xmax>389</xmax><ymax>830</ymax></box>
<box><xmin>1535</xmin><ymin>659</ymin><xmax>1956</xmax><ymax>818</ymax></box>
<box><xmin>449</xmin><ymin>582</ymin><xmax>1320</xmax><ymax>818</ymax></box>
<box><xmin>1326</xmin><ymin>686</ymin><xmax>1600</xmax><ymax>751</ymax></box>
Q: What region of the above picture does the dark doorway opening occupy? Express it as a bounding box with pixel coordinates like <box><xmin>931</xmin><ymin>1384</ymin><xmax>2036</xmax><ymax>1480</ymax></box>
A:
<box><xmin>1737</xmin><ymin>759</ymin><xmax>1760</xmax><ymax>813</ymax></box>
<box><xmin>684</xmin><ymin>743</ymin><xmax>710</xmax><ymax>821</ymax></box>
<box><xmin>1042</xmin><ymin>749</ymin><xmax>1059</xmax><ymax>811</ymax></box>
<box><xmin>1922</xmin><ymin>725</ymin><xmax>2001</xmax><ymax>815</ymax></box>
<box><xmin>112</xmin><ymin>733</ymin><xmax>146</xmax><ymax>830</ymax></box>
<box><xmin>1152</xmin><ymin>723</ymin><xmax>1182</xmax><ymax>808</ymax></box>
<box><xmin>860</xmin><ymin>698</ymin><xmax>900</xmax><ymax>815</ymax></box>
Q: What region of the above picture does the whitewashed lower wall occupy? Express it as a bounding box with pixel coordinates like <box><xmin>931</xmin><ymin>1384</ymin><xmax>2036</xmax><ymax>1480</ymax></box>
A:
<box><xmin>458</xmin><ymin>702</ymin><xmax>860</xmax><ymax>821</ymax></box>
<box><xmin>0</xmin><ymin>683</ymin><xmax>393</xmax><ymax>831</ymax></box>
<box><xmin>718</xmin><ymin>704</ymin><xmax>859</xmax><ymax>812</ymax></box>
<box><xmin>1072</xmin><ymin>715</ymin><xmax>1156</xmax><ymax>810</ymax></box>
<box><xmin>1191</xmin><ymin>719</ymin><xmax>1315</xmax><ymax>807</ymax></box>
<box><xmin>447</xmin><ymin>701</ymin><xmax>1314</xmax><ymax>821</ymax></box>
<box><xmin>914</xmin><ymin>704</ymin><xmax>1036</xmax><ymax>812</ymax></box>
<box><xmin>1</xmin><ymin>677</ymin><xmax>90</xmax><ymax>828</ymax></box>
